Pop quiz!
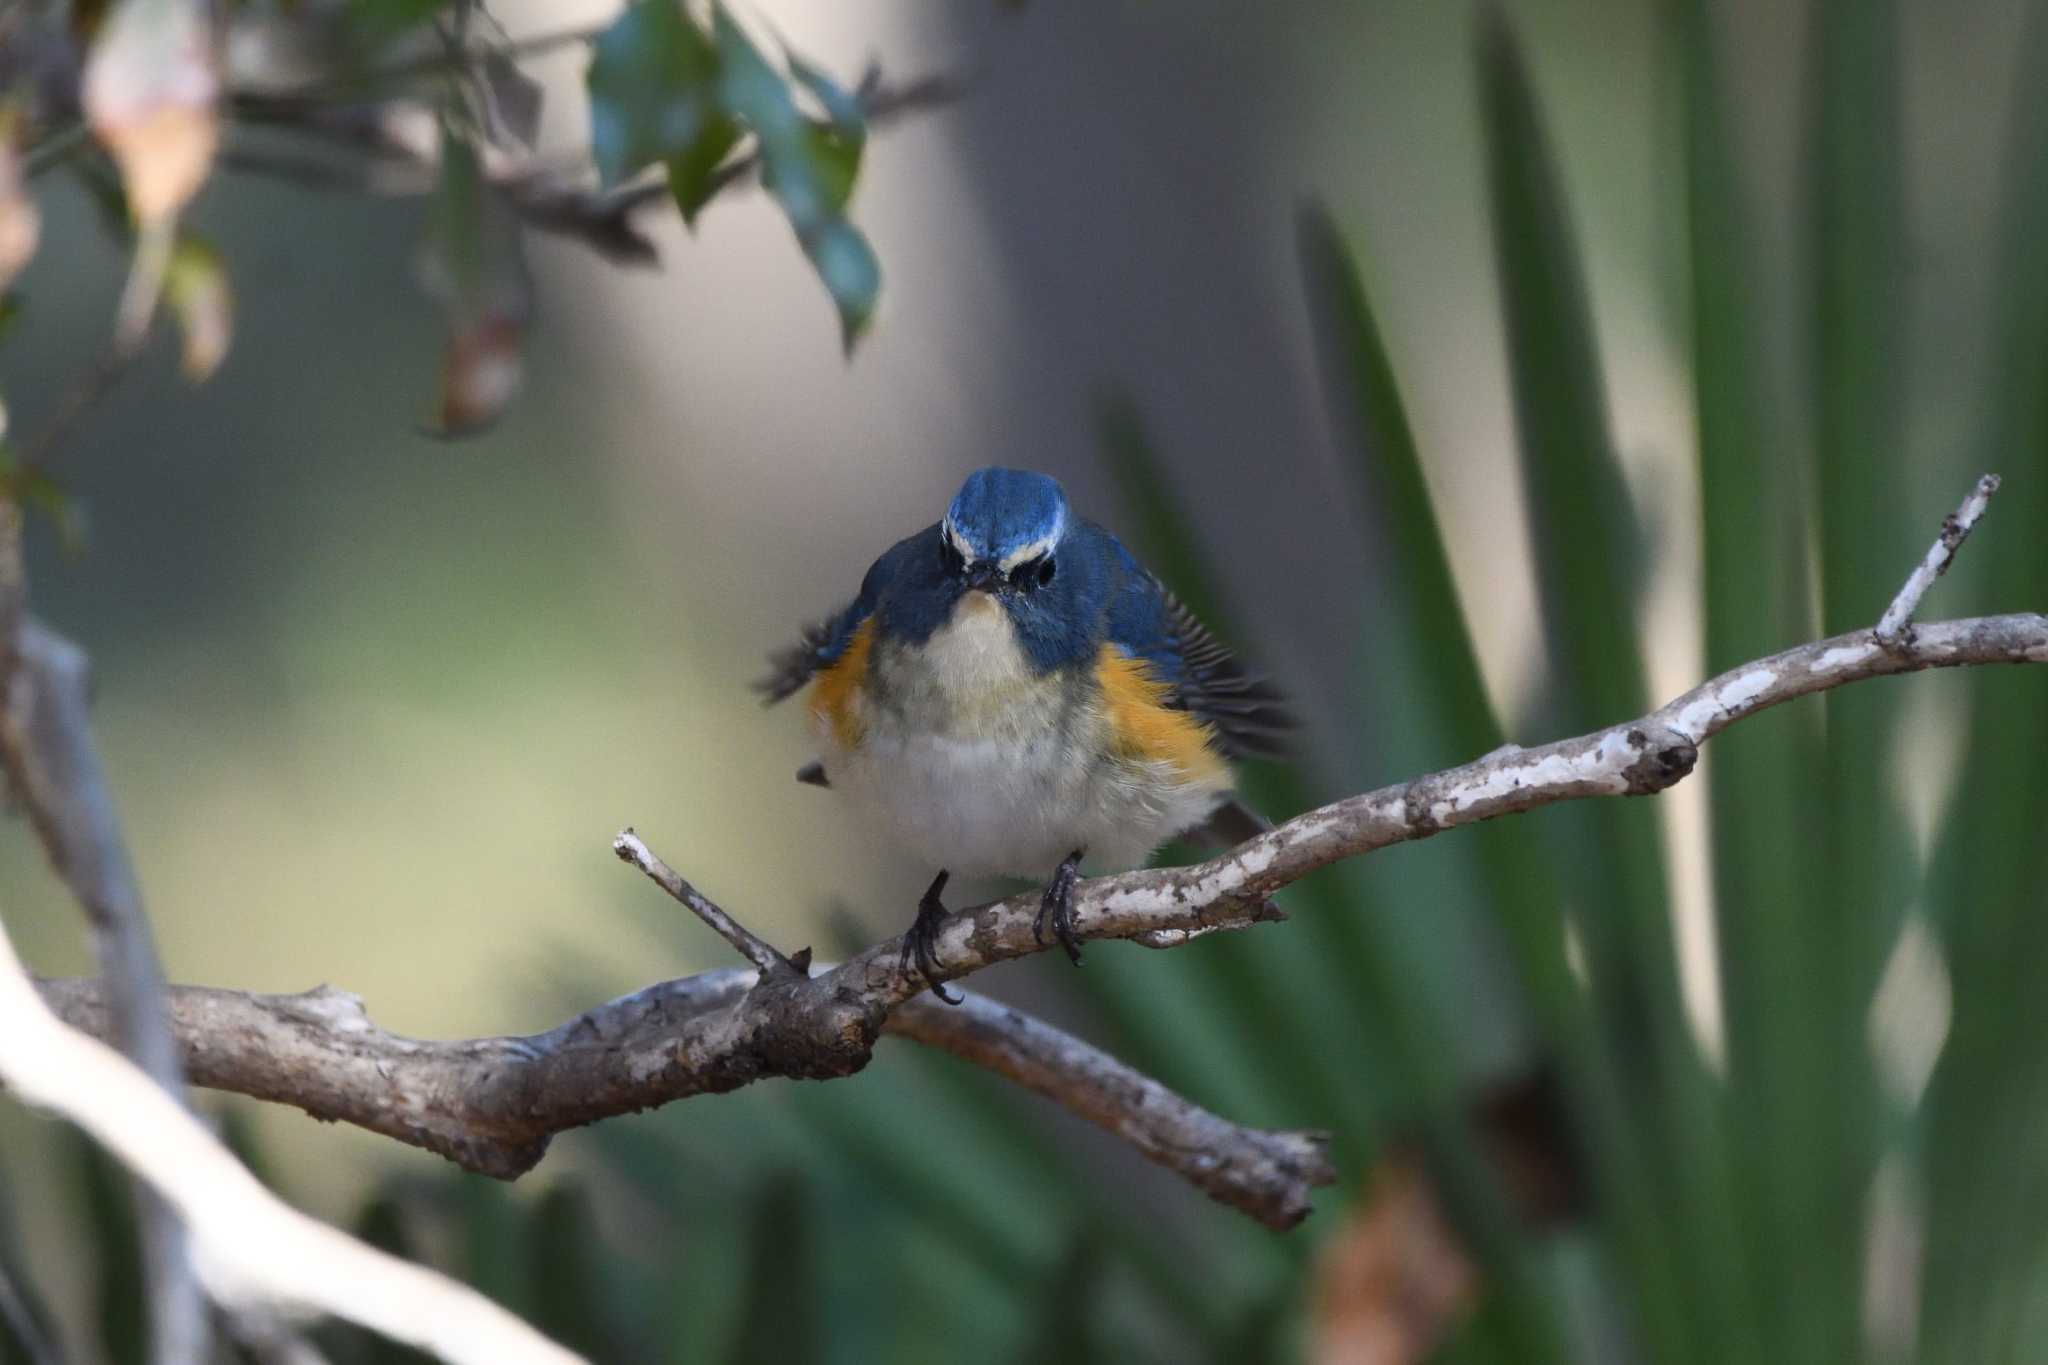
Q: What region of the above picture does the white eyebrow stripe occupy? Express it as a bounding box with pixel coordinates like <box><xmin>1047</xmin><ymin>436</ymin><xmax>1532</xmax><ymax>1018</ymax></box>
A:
<box><xmin>941</xmin><ymin>519</ymin><xmax>975</xmax><ymax>560</ymax></box>
<box><xmin>994</xmin><ymin>507</ymin><xmax>1065</xmax><ymax>571</ymax></box>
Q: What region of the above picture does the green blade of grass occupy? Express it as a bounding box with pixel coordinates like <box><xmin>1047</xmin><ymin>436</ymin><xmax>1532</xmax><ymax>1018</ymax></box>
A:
<box><xmin>1797</xmin><ymin>1</ymin><xmax>1912</xmax><ymax>1357</ymax></box>
<box><xmin>1477</xmin><ymin>13</ymin><xmax>1747</xmax><ymax>1361</ymax></box>
<box><xmin>1096</xmin><ymin>391</ymin><xmax>1401</xmax><ymax>1158</ymax></box>
<box><xmin>1918</xmin><ymin>4</ymin><xmax>2048</xmax><ymax>1359</ymax></box>
<box><xmin>1294</xmin><ymin>202</ymin><xmax>1582</xmax><ymax>1364</ymax></box>
<box><xmin>1675</xmin><ymin>1</ymin><xmax>1818</xmax><ymax>1357</ymax></box>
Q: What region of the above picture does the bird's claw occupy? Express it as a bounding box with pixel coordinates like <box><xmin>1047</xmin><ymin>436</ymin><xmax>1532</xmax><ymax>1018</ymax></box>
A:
<box><xmin>1033</xmin><ymin>849</ymin><xmax>1085</xmax><ymax>966</ymax></box>
<box><xmin>901</xmin><ymin>869</ymin><xmax>962</xmax><ymax>1004</ymax></box>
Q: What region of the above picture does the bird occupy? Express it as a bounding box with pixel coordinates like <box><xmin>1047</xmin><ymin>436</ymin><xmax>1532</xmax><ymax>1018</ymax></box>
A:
<box><xmin>757</xmin><ymin>467</ymin><xmax>1290</xmax><ymax>1002</ymax></box>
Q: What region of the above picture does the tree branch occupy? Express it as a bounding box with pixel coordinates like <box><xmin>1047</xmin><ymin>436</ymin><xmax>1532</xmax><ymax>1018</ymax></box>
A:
<box><xmin>0</xmin><ymin>511</ymin><xmax>206</xmax><ymax>1363</ymax></box>
<box><xmin>37</xmin><ymin>967</ymin><xmax>1338</xmax><ymax>1231</ymax></box>
<box><xmin>23</xmin><ymin>477</ymin><xmax>2047</xmax><ymax>1236</ymax></box>
<box><xmin>889</xmin><ymin>991</ymin><xmax>1333</xmax><ymax>1228</ymax></box>
<box><xmin>0</xmin><ymin>914</ymin><xmax>583</xmax><ymax>1364</ymax></box>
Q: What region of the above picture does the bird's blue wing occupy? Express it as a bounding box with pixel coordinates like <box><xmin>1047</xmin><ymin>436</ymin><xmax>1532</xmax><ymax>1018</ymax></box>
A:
<box><xmin>755</xmin><ymin>526</ymin><xmax>932</xmax><ymax>704</ymax></box>
<box><xmin>1099</xmin><ymin>533</ymin><xmax>1293</xmax><ymax>758</ymax></box>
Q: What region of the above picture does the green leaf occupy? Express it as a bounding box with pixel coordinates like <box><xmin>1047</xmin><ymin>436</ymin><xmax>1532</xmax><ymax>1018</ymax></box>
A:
<box><xmin>802</xmin><ymin>218</ymin><xmax>879</xmax><ymax>349</ymax></box>
<box><xmin>711</xmin><ymin>5</ymin><xmax>880</xmax><ymax>350</ymax></box>
<box><xmin>586</xmin><ymin>0</ymin><xmax>721</xmax><ymax>188</ymax></box>
<box><xmin>802</xmin><ymin>122</ymin><xmax>862</xmax><ymax>216</ymax></box>
<box><xmin>343</xmin><ymin>0</ymin><xmax>447</xmax><ymax>51</ymax></box>
<box><xmin>787</xmin><ymin>54</ymin><xmax>867</xmax><ymax>140</ymax></box>
<box><xmin>666</xmin><ymin>114</ymin><xmax>742</xmax><ymax>227</ymax></box>
<box><xmin>163</xmin><ymin>232</ymin><xmax>231</xmax><ymax>383</ymax></box>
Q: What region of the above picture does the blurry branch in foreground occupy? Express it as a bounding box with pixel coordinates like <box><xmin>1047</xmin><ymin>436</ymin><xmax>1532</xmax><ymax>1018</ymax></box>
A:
<box><xmin>224</xmin><ymin>68</ymin><xmax>965</xmax><ymax>267</ymax></box>
<box><xmin>0</xmin><ymin>908</ymin><xmax>586</xmax><ymax>1365</ymax></box>
<box><xmin>4</xmin><ymin>3</ymin><xmax>962</xmax><ymax>435</ymax></box>
<box><xmin>34</xmin><ymin>475</ymin><xmax>2044</xmax><ymax>1236</ymax></box>
<box><xmin>0</xmin><ymin>511</ymin><xmax>208</xmax><ymax>1363</ymax></box>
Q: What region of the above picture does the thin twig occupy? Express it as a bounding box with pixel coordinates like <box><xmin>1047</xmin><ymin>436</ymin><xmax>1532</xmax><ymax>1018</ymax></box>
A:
<box><xmin>613</xmin><ymin>828</ymin><xmax>797</xmax><ymax>978</ymax></box>
<box><xmin>18</xmin><ymin>339</ymin><xmax>146</xmax><ymax>472</ymax></box>
<box><xmin>1875</xmin><ymin>472</ymin><xmax>2001</xmax><ymax>649</ymax></box>
<box><xmin>0</xmin><ymin>914</ymin><xmax>583</xmax><ymax>1365</ymax></box>
<box><xmin>235</xmin><ymin>21</ymin><xmax>610</xmax><ymax>107</ymax></box>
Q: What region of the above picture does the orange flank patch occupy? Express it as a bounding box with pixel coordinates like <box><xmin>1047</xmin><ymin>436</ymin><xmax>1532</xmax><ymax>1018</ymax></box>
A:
<box><xmin>807</xmin><ymin>618</ymin><xmax>875</xmax><ymax>748</ymax></box>
<box><xmin>1095</xmin><ymin>645</ymin><xmax>1229</xmax><ymax>783</ymax></box>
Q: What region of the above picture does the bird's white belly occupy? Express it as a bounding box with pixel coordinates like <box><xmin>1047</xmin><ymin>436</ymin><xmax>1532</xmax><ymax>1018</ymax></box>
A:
<box><xmin>814</xmin><ymin>596</ymin><xmax>1226</xmax><ymax>878</ymax></box>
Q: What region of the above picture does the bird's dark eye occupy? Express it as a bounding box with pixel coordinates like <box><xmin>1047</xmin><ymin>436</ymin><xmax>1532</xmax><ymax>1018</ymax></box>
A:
<box><xmin>938</xmin><ymin>538</ymin><xmax>966</xmax><ymax>578</ymax></box>
<box><xmin>1010</xmin><ymin>555</ymin><xmax>1055</xmax><ymax>592</ymax></box>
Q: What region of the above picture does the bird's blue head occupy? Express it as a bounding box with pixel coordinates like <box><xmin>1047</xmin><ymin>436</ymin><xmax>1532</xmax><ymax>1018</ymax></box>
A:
<box><xmin>940</xmin><ymin>467</ymin><xmax>1069</xmax><ymax>592</ymax></box>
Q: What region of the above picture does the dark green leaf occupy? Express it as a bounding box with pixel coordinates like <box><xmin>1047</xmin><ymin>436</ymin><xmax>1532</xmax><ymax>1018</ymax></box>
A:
<box><xmin>343</xmin><ymin>0</ymin><xmax>447</xmax><ymax>51</ymax></box>
<box><xmin>666</xmin><ymin>115</ymin><xmax>743</xmax><ymax>226</ymax></box>
<box><xmin>586</xmin><ymin>0</ymin><xmax>721</xmax><ymax>188</ymax></box>
<box><xmin>802</xmin><ymin>123</ymin><xmax>862</xmax><ymax>216</ymax></box>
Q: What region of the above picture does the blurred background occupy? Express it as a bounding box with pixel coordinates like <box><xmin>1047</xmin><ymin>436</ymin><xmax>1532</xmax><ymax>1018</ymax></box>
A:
<box><xmin>4</xmin><ymin>0</ymin><xmax>2047</xmax><ymax>1360</ymax></box>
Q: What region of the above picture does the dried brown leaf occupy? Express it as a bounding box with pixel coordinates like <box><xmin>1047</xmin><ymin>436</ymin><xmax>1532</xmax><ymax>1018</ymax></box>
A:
<box><xmin>1311</xmin><ymin>1152</ymin><xmax>1479</xmax><ymax>1365</ymax></box>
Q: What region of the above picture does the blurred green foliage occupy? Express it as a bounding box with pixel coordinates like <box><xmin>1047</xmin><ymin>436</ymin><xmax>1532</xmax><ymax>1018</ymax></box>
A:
<box><xmin>6</xmin><ymin>3</ymin><xmax>2048</xmax><ymax>1362</ymax></box>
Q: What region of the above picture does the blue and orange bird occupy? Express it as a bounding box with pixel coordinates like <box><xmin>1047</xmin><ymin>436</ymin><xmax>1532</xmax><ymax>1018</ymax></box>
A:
<box><xmin>758</xmin><ymin>467</ymin><xmax>1290</xmax><ymax>1001</ymax></box>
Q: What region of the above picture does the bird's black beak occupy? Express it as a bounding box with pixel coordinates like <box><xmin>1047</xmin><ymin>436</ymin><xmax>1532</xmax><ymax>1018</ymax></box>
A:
<box><xmin>964</xmin><ymin>562</ymin><xmax>1001</xmax><ymax>592</ymax></box>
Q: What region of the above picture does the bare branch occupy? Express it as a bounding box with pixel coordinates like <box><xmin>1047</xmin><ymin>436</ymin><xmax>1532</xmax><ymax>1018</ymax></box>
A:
<box><xmin>888</xmin><ymin>992</ymin><xmax>1333</xmax><ymax>1228</ymax></box>
<box><xmin>0</xmin><ymin>514</ymin><xmax>205</xmax><ymax>1362</ymax></box>
<box><xmin>613</xmin><ymin>829</ymin><xmax>800</xmax><ymax>977</ymax></box>
<box><xmin>0</xmin><ymin>916</ymin><xmax>583</xmax><ymax>1364</ymax></box>
<box><xmin>220</xmin><ymin>70</ymin><xmax>965</xmax><ymax>263</ymax></box>
<box><xmin>37</xmin><ymin>967</ymin><xmax>1338</xmax><ymax>1230</ymax></box>
<box><xmin>1875</xmin><ymin>472</ymin><xmax>2001</xmax><ymax>649</ymax></box>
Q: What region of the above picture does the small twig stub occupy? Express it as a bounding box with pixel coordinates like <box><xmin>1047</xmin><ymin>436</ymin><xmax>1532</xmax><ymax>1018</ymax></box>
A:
<box><xmin>612</xmin><ymin>828</ymin><xmax>794</xmax><ymax>978</ymax></box>
<box><xmin>1875</xmin><ymin>472</ymin><xmax>2001</xmax><ymax>649</ymax></box>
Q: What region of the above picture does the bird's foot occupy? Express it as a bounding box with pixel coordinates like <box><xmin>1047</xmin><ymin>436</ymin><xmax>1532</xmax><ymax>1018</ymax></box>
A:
<box><xmin>1033</xmin><ymin>849</ymin><xmax>1086</xmax><ymax>966</ymax></box>
<box><xmin>900</xmin><ymin>869</ymin><xmax>962</xmax><ymax>1005</ymax></box>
